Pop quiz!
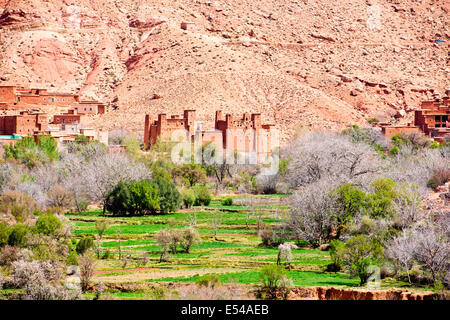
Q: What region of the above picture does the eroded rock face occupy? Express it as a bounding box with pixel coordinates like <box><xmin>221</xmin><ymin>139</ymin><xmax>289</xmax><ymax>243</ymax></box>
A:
<box><xmin>0</xmin><ymin>0</ymin><xmax>448</xmax><ymax>140</ymax></box>
<box><xmin>289</xmin><ymin>287</ymin><xmax>438</xmax><ymax>300</ymax></box>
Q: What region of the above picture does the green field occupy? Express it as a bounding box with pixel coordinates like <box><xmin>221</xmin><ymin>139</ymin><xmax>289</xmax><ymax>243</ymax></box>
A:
<box><xmin>67</xmin><ymin>195</ymin><xmax>367</xmax><ymax>294</ymax></box>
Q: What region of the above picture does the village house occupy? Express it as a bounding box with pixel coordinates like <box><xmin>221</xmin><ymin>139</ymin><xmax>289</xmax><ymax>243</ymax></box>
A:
<box><xmin>144</xmin><ymin>110</ymin><xmax>276</xmax><ymax>163</ymax></box>
<box><xmin>53</xmin><ymin>109</ymin><xmax>87</xmax><ymax>125</ymax></box>
<box><xmin>381</xmin><ymin>97</ymin><xmax>449</xmax><ymax>142</ymax></box>
<box><xmin>0</xmin><ymin>111</ymin><xmax>49</xmax><ymax>136</ymax></box>
<box><xmin>0</xmin><ymin>85</ymin><xmax>107</xmax><ymax>114</ymax></box>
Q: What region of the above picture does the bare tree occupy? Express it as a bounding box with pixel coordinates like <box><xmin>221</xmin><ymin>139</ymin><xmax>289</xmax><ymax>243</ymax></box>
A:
<box><xmin>285</xmin><ymin>132</ymin><xmax>382</xmax><ymax>189</ymax></box>
<box><xmin>412</xmin><ymin>226</ymin><xmax>449</xmax><ymax>284</ymax></box>
<box><xmin>386</xmin><ymin>229</ymin><xmax>417</xmax><ymax>283</ymax></box>
<box><xmin>84</xmin><ymin>154</ymin><xmax>151</xmax><ymax>215</ymax></box>
<box><xmin>289</xmin><ymin>179</ymin><xmax>339</xmax><ymax>247</ymax></box>
<box><xmin>277</xmin><ymin>242</ymin><xmax>298</xmax><ymax>271</ymax></box>
<box><xmin>211</xmin><ymin>212</ymin><xmax>223</xmax><ymax>241</ymax></box>
<box><xmin>79</xmin><ymin>252</ymin><xmax>96</xmax><ymax>292</ymax></box>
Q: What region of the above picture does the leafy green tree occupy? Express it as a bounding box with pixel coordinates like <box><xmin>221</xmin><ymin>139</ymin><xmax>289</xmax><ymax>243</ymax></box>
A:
<box><xmin>151</xmin><ymin>177</ymin><xmax>181</xmax><ymax>214</ymax></box>
<box><xmin>333</xmin><ymin>184</ymin><xmax>367</xmax><ymax>225</ymax></box>
<box><xmin>106</xmin><ymin>180</ymin><xmax>160</xmax><ymax>215</ymax></box>
<box><xmin>128</xmin><ymin>180</ymin><xmax>160</xmax><ymax>215</ymax></box>
<box><xmin>181</xmin><ymin>188</ymin><xmax>196</xmax><ymax>208</ymax></box>
<box><xmin>335</xmin><ymin>235</ymin><xmax>384</xmax><ymax>285</ymax></box>
<box><xmin>172</xmin><ymin>163</ymin><xmax>206</xmax><ymax>187</ymax></box>
<box><xmin>8</xmin><ymin>224</ymin><xmax>29</xmax><ymax>247</ymax></box>
<box><xmin>35</xmin><ymin>214</ymin><xmax>63</xmax><ymax>235</ymax></box>
<box><xmin>193</xmin><ymin>185</ymin><xmax>212</xmax><ymax>206</ymax></box>
<box><xmin>365</xmin><ymin>178</ymin><xmax>398</xmax><ymax>218</ymax></box>
<box><xmin>105</xmin><ymin>181</ymin><xmax>132</xmax><ymax>216</ymax></box>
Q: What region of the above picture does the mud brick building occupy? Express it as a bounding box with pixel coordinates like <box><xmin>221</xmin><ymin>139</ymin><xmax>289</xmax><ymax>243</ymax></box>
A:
<box><xmin>382</xmin><ymin>97</ymin><xmax>449</xmax><ymax>142</ymax></box>
<box><xmin>144</xmin><ymin>110</ymin><xmax>197</xmax><ymax>147</ymax></box>
<box><xmin>0</xmin><ymin>111</ymin><xmax>48</xmax><ymax>136</ymax></box>
<box><xmin>0</xmin><ymin>85</ymin><xmax>106</xmax><ymax>114</ymax></box>
<box><xmin>53</xmin><ymin>109</ymin><xmax>86</xmax><ymax>125</ymax></box>
<box><xmin>144</xmin><ymin>110</ymin><xmax>276</xmax><ymax>163</ymax></box>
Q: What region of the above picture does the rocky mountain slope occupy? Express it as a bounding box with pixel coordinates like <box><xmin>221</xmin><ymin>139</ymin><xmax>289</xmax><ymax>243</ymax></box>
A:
<box><xmin>0</xmin><ymin>0</ymin><xmax>448</xmax><ymax>142</ymax></box>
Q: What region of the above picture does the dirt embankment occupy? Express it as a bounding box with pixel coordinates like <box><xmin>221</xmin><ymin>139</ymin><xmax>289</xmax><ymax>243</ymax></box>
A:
<box><xmin>288</xmin><ymin>286</ymin><xmax>438</xmax><ymax>300</ymax></box>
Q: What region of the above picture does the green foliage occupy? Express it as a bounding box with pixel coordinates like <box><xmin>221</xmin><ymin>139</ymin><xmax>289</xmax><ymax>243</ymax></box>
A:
<box><xmin>259</xmin><ymin>264</ymin><xmax>287</xmax><ymax>289</ymax></box>
<box><xmin>367</xmin><ymin>118</ymin><xmax>379</xmax><ymax>124</ymax></box>
<box><xmin>4</xmin><ymin>135</ymin><xmax>59</xmax><ymax>167</ymax></box>
<box><xmin>335</xmin><ymin>235</ymin><xmax>384</xmax><ymax>285</ymax></box>
<box><xmin>76</xmin><ymin>236</ymin><xmax>94</xmax><ymax>254</ymax></box>
<box><xmin>106</xmin><ymin>180</ymin><xmax>160</xmax><ymax>216</ymax></box>
<box><xmin>151</xmin><ymin>160</ymin><xmax>173</xmax><ymax>181</ymax></box>
<box><xmin>181</xmin><ymin>188</ymin><xmax>196</xmax><ymax>208</ymax></box>
<box><xmin>328</xmin><ymin>239</ymin><xmax>344</xmax><ymax>264</ymax></box>
<box><xmin>196</xmin><ymin>273</ymin><xmax>221</xmax><ymax>287</ymax></box>
<box><xmin>35</xmin><ymin>214</ymin><xmax>62</xmax><ymax>235</ymax></box>
<box><xmin>193</xmin><ymin>185</ymin><xmax>212</xmax><ymax>206</ymax></box>
<box><xmin>151</xmin><ymin>177</ymin><xmax>181</xmax><ymax>214</ymax></box>
<box><xmin>128</xmin><ymin>180</ymin><xmax>160</xmax><ymax>215</ymax></box>
<box><xmin>0</xmin><ymin>223</ymin><xmax>10</xmax><ymax>247</ymax></box>
<box><xmin>391</xmin><ymin>133</ymin><xmax>410</xmax><ymax>147</ymax></box>
<box><xmin>389</xmin><ymin>146</ymin><xmax>399</xmax><ymax>156</ymax></box>
<box><xmin>0</xmin><ymin>191</ymin><xmax>39</xmax><ymax>222</ymax></box>
<box><xmin>105</xmin><ymin>181</ymin><xmax>133</xmax><ymax>216</ymax></box>
<box><xmin>325</xmin><ymin>262</ymin><xmax>342</xmax><ymax>272</ymax></box>
<box><xmin>66</xmin><ymin>251</ymin><xmax>78</xmax><ymax>266</ymax></box>
<box><xmin>8</xmin><ymin>224</ymin><xmax>29</xmax><ymax>247</ymax></box>
<box><xmin>172</xmin><ymin>163</ymin><xmax>206</xmax><ymax>187</ymax></box>
<box><xmin>334</xmin><ymin>184</ymin><xmax>367</xmax><ymax>224</ymax></box>
<box><xmin>101</xmin><ymin>249</ymin><xmax>111</xmax><ymax>260</ymax></box>
<box><xmin>278</xmin><ymin>158</ymin><xmax>291</xmax><ymax>176</ymax></box>
<box><xmin>123</xmin><ymin>133</ymin><xmax>141</xmax><ymax>158</ymax></box>
<box><xmin>221</xmin><ymin>197</ymin><xmax>233</xmax><ymax>206</ymax></box>
<box><xmin>74</xmin><ymin>135</ymin><xmax>90</xmax><ymax>144</ymax></box>
<box><xmin>365</xmin><ymin>178</ymin><xmax>398</xmax><ymax>218</ymax></box>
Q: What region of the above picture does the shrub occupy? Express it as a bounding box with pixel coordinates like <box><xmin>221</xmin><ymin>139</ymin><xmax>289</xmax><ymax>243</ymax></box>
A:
<box><xmin>4</xmin><ymin>135</ymin><xmax>59</xmax><ymax>168</ymax></box>
<box><xmin>259</xmin><ymin>264</ymin><xmax>287</xmax><ymax>289</ymax></box>
<box><xmin>180</xmin><ymin>227</ymin><xmax>201</xmax><ymax>253</ymax></box>
<box><xmin>427</xmin><ymin>168</ymin><xmax>450</xmax><ymax>190</ymax></box>
<box><xmin>77</xmin><ymin>200</ymin><xmax>89</xmax><ymax>213</ymax></box>
<box><xmin>0</xmin><ymin>223</ymin><xmax>10</xmax><ymax>247</ymax></box>
<box><xmin>257</xmin><ymin>265</ymin><xmax>290</xmax><ymax>299</ymax></box>
<box><xmin>47</xmin><ymin>185</ymin><xmax>74</xmax><ymax>210</ymax></box>
<box><xmin>35</xmin><ymin>214</ymin><xmax>63</xmax><ymax>236</ymax></box>
<box><xmin>8</xmin><ymin>224</ymin><xmax>29</xmax><ymax>247</ymax></box>
<box><xmin>66</xmin><ymin>251</ymin><xmax>78</xmax><ymax>266</ymax></box>
<box><xmin>325</xmin><ymin>262</ymin><xmax>342</xmax><ymax>272</ymax></box>
<box><xmin>0</xmin><ymin>191</ymin><xmax>39</xmax><ymax>222</ymax></box>
<box><xmin>221</xmin><ymin>197</ymin><xmax>233</xmax><ymax>206</ymax></box>
<box><xmin>101</xmin><ymin>249</ymin><xmax>111</xmax><ymax>260</ymax></box>
<box><xmin>79</xmin><ymin>252</ymin><xmax>95</xmax><ymax>292</ymax></box>
<box><xmin>76</xmin><ymin>236</ymin><xmax>94</xmax><ymax>255</ymax></box>
<box><xmin>181</xmin><ymin>189</ymin><xmax>196</xmax><ymax>208</ymax></box>
<box><xmin>196</xmin><ymin>273</ymin><xmax>221</xmax><ymax>287</ymax></box>
<box><xmin>193</xmin><ymin>185</ymin><xmax>212</xmax><ymax>206</ymax></box>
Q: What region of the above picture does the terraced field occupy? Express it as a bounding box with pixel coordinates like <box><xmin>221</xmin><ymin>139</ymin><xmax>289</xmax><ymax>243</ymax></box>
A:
<box><xmin>68</xmin><ymin>195</ymin><xmax>361</xmax><ymax>297</ymax></box>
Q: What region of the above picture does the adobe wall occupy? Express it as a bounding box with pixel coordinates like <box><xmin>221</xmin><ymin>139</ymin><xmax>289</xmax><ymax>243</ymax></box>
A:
<box><xmin>381</xmin><ymin>126</ymin><xmax>420</xmax><ymax>139</ymax></box>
